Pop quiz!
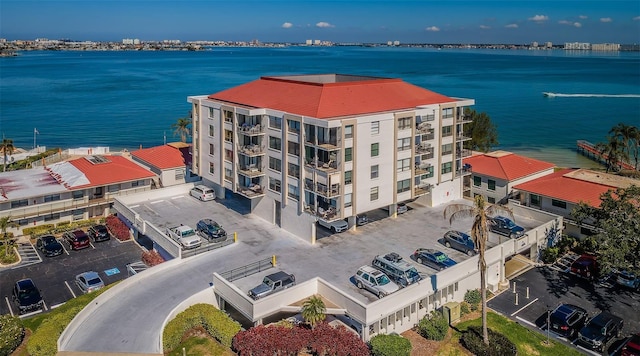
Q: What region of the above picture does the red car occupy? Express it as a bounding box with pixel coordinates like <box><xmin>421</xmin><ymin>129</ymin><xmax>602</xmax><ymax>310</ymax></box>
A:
<box><xmin>64</xmin><ymin>229</ymin><xmax>91</xmax><ymax>250</ymax></box>
<box><xmin>570</xmin><ymin>254</ymin><xmax>598</xmax><ymax>280</ymax></box>
<box><xmin>622</xmin><ymin>333</ymin><xmax>640</xmax><ymax>356</ymax></box>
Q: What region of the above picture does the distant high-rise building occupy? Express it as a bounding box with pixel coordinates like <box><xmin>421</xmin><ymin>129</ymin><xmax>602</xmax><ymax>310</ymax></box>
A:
<box><xmin>306</xmin><ymin>39</ymin><xmax>313</xmax><ymax>45</ymax></box>
<box><xmin>545</xmin><ymin>42</ymin><xmax>553</xmax><ymax>48</ymax></box>
<box><xmin>393</xmin><ymin>40</ymin><xmax>400</xmax><ymax>46</ymax></box>
<box><xmin>591</xmin><ymin>43</ymin><xmax>620</xmax><ymax>51</ymax></box>
<box><xmin>531</xmin><ymin>41</ymin><xmax>538</xmax><ymax>48</ymax></box>
<box><xmin>564</xmin><ymin>42</ymin><xmax>590</xmax><ymax>50</ymax></box>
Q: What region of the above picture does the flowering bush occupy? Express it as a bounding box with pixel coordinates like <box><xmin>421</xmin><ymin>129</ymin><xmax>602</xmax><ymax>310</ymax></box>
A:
<box><xmin>105</xmin><ymin>215</ymin><xmax>131</xmax><ymax>241</ymax></box>
<box><xmin>0</xmin><ymin>314</ymin><xmax>24</xmax><ymax>356</ymax></box>
<box><xmin>142</xmin><ymin>250</ymin><xmax>165</xmax><ymax>267</ymax></box>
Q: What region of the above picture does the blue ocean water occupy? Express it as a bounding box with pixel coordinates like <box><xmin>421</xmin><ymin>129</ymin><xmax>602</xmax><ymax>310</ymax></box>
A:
<box><xmin>1</xmin><ymin>47</ymin><xmax>639</xmax><ymax>167</ymax></box>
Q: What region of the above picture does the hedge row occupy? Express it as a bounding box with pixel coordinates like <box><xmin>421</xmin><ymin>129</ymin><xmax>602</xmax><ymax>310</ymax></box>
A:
<box><xmin>23</xmin><ymin>219</ymin><xmax>103</xmax><ymax>238</ymax></box>
<box><xmin>27</xmin><ymin>305</ymin><xmax>83</xmax><ymax>356</ymax></box>
<box><xmin>0</xmin><ymin>315</ymin><xmax>24</xmax><ymax>356</ymax></box>
<box><xmin>460</xmin><ymin>326</ymin><xmax>517</xmax><ymax>356</ymax></box>
<box><xmin>162</xmin><ymin>303</ymin><xmax>242</xmax><ymax>352</ymax></box>
<box><xmin>370</xmin><ymin>333</ymin><xmax>411</xmax><ymax>356</ymax></box>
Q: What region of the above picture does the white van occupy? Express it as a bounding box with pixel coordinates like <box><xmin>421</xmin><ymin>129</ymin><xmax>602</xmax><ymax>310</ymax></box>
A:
<box><xmin>190</xmin><ymin>185</ymin><xmax>215</xmax><ymax>201</ymax></box>
<box><xmin>372</xmin><ymin>252</ymin><xmax>422</xmax><ymax>287</ymax></box>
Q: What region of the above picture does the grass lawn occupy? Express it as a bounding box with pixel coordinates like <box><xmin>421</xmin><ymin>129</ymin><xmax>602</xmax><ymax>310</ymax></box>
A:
<box><xmin>168</xmin><ymin>336</ymin><xmax>235</xmax><ymax>356</ymax></box>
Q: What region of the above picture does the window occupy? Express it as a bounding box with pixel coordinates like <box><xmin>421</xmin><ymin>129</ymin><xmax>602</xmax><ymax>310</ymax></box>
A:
<box><xmin>443</xmin><ymin>107</ymin><xmax>454</xmax><ymax>119</ymax></box>
<box><xmin>208</xmin><ymin>107</ymin><xmax>215</xmax><ymax>118</ymax></box>
<box><xmin>44</xmin><ymin>213</ymin><xmax>60</xmax><ymax>222</ymax></box>
<box><xmin>44</xmin><ymin>194</ymin><xmax>60</xmax><ymax>202</ymax></box>
<box><xmin>209</xmin><ymin>143</ymin><xmax>215</xmax><ymax>155</ymax></box>
<box><xmin>108</xmin><ymin>184</ymin><xmax>120</xmax><ymax>193</ymax></box>
<box><xmin>72</xmin><ymin>190</ymin><xmax>84</xmax><ymax>199</ymax></box>
<box><xmin>208</xmin><ymin>124</ymin><xmax>214</xmax><ymax>137</ymax></box>
<box><xmin>344</xmin><ymin>193</ymin><xmax>352</xmax><ymax>208</ymax></box>
<box><xmin>345</xmin><ymin>147</ymin><xmax>353</xmax><ymax>162</ymax></box>
<box><xmin>371</xmin><ymin>143</ymin><xmax>379</xmax><ymax>157</ymax></box>
<box><xmin>224</xmin><ymin>168</ymin><xmax>233</xmax><ymax>181</ymax></box>
<box><xmin>398</xmin><ymin>117</ymin><xmax>411</xmax><ymax>130</ymax></box>
<box><xmin>224</xmin><ymin>130</ymin><xmax>233</xmax><ymax>143</ymax></box>
<box><xmin>370</xmin><ymin>187</ymin><xmax>379</xmax><ymax>201</ymax></box>
<box><xmin>269</xmin><ymin>136</ymin><xmax>281</xmax><ymax>151</ymax></box>
<box><xmin>209</xmin><ymin>162</ymin><xmax>215</xmax><ymax>174</ymax></box>
<box><xmin>371</xmin><ymin>164</ymin><xmax>379</xmax><ymax>179</ymax></box>
<box><xmin>131</xmin><ymin>180</ymin><xmax>140</xmax><ymax>187</ymax></box>
<box><xmin>224</xmin><ymin>149</ymin><xmax>234</xmax><ymax>162</ymax></box>
<box><xmin>288</xmin><ymin>184</ymin><xmax>299</xmax><ymax>200</ymax></box>
<box><xmin>345</xmin><ymin>125</ymin><xmax>353</xmax><ymax>139</ymax></box>
<box><xmin>287</xmin><ymin>163</ymin><xmax>300</xmax><ymax>178</ymax></box>
<box><xmin>269</xmin><ymin>116</ymin><xmax>282</xmax><ymax>130</ymax></box>
<box><xmin>530</xmin><ymin>194</ymin><xmax>541</xmax><ymax>206</ymax></box>
<box><xmin>473</xmin><ymin>176</ymin><xmax>481</xmax><ymax>186</ymax></box>
<box><xmin>397</xmin><ymin>137</ymin><xmax>411</xmax><ymax>151</ymax></box>
<box><xmin>11</xmin><ymin>199</ymin><xmax>29</xmax><ymax>208</ymax></box>
<box><xmin>552</xmin><ymin>199</ymin><xmax>567</xmax><ymax>209</ymax></box>
<box><xmin>397</xmin><ymin>179</ymin><xmax>410</xmax><ymax>193</ymax></box>
<box><xmin>371</xmin><ymin>121</ymin><xmax>380</xmax><ymax>134</ymax></box>
<box><xmin>223</xmin><ymin>110</ymin><xmax>233</xmax><ymax>123</ymax></box>
<box><xmin>287</xmin><ymin>119</ymin><xmax>300</xmax><ymax>134</ymax></box>
<box><xmin>488</xmin><ymin>179</ymin><xmax>496</xmax><ymax>191</ymax></box>
<box><xmin>441</xmin><ymin>162</ymin><xmax>452</xmax><ymax>174</ymax></box>
<box><xmin>269</xmin><ymin>177</ymin><xmax>281</xmax><ymax>192</ymax></box>
<box><xmin>425</xmin><ymin>166</ymin><xmax>435</xmax><ymax>178</ymax></box>
<box><xmin>345</xmin><ymin>170</ymin><xmax>353</xmax><ymax>185</ymax></box>
<box><xmin>288</xmin><ymin>141</ymin><xmax>300</xmax><ymax>156</ymax></box>
<box><xmin>487</xmin><ymin>197</ymin><xmax>496</xmax><ymax>204</ymax></box>
<box><xmin>73</xmin><ymin>209</ymin><xmax>84</xmax><ymax>221</ymax></box>
<box><xmin>269</xmin><ymin>157</ymin><xmax>281</xmax><ymax>172</ymax></box>
<box><xmin>397</xmin><ymin>158</ymin><xmax>410</xmax><ymax>172</ymax></box>
<box><xmin>442</xmin><ymin>143</ymin><xmax>453</xmax><ymax>155</ymax></box>
<box><xmin>442</xmin><ymin>125</ymin><xmax>453</xmax><ymax>137</ymax></box>
<box><xmin>175</xmin><ymin>169</ymin><xmax>185</xmax><ymax>180</ymax></box>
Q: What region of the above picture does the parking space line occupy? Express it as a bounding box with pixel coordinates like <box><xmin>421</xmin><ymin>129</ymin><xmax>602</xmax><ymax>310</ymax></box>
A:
<box><xmin>65</xmin><ymin>281</ymin><xmax>77</xmax><ymax>298</ymax></box>
<box><xmin>130</xmin><ymin>204</ymin><xmax>140</xmax><ymax>208</ymax></box>
<box><xmin>150</xmin><ymin>200</ymin><xmax>164</xmax><ymax>204</ymax></box>
<box><xmin>5</xmin><ymin>297</ymin><xmax>14</xmax><ymax>317</ymax></box>
<box><xmin>50</xmin><ymin>302</ymin><xmax>66</xmax><ymax>309</ymax></box>
<box><xmin>60</xmin><ymin>239</ymin><xmax>70</xmax><ymax>255</ymax></box>
<box><xmin>515</xmin><ymin>316</ymin><xmax>536</xmax><ymax>328</ymax></box>
<box><xmin>171</xmin><ymin>196</ymin><xmax>184</xmax><ymax>200</ymax></box>
<box><xmin>18</xmin><ymin>309</ymin><xmax>43</xmax><ymax>318</ymax></box>
<box><xmin>510</xmin><ymin>297</ymin><xmax>538</xmax><ymax>316</ymax></box>
<box><xmin>42</xmin><ymin>300</ymin><xmax>48</xmax><ymax>311</ymax></box>
<box><xmin>90</xmin><ymin>241</ymin><xmax>96</xmax><ymax>249</ymax></box>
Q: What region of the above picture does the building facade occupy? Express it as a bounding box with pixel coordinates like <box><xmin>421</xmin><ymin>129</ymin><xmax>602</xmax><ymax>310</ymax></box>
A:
<box><xmin>188</xmin><ymin>74</ymin><xmax>474</xmax><ymax>242</ymax></box>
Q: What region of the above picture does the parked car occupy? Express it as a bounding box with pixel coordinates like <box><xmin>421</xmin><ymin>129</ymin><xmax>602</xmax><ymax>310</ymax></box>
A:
<box><xmin>88</xmin><ymin>224</ymin><xmax>111</xmax><ymax>242</ymax></box>
<box><xmin>356</xmin><ymin>214</ymin><xmax>369</xmax><ymax>226</ymax></box>
<box><xmin>36</xmin><ymin>235</ymin><xmax>63</xmax><ymax>257</ymax></box>
<box><xmin>190</xmin><ymin>185</ymin><xmax>215</xmax><ymax>201</ymax></box>
<box><xmin>577</xmin><ymin>311</ymin><xmax>624</xmax><ymax>352</ymax></box>
<box><xmin>12</xmin><ymin>278</ymin><xmax>44</xmax><ymax>314</ymax></box>
<box><xmin>196</xmin><ymin>219</ymin><xmax>227</xmax><ymax>242</ymax></box>
<box><xmin>570</xmin><ymin>254</ymin><xmax>598</xmax><ymax>280</ymax></box>
<box><xmin>413</xmin><ymin>248</ymin><xmax>457</xmax><ymax>271</ymax></box>
<box><xmin>372</xmin><ymin>253</ymin><xmax>422</xmax><ymax>287</ymax></box>
<box><xmin>166</xmin><ymin>225</ymin><xmax>201</xmax><ymax>249</ymax></box>
<box><xmin>317</xmin><ymin>218</ymin><xmax>349</xmax><ymax>233</ymax></box>
<box><xmin>621</xmin><ymin>333</ymin><xmax>640</xmax><ymax>356</ymax></box>
<box><xmin>75</xmin><ymin>271</ymin><xmax>105</xmax><ymax>293</ymax></box>
<box><xmin>489</xmin><ymin>216</ymin><xmax>525</xmax><ymax>238</ymax></box>
<box><xmin>617</xmin><ymin>270</ymin><xmax>640</xmax><ymax>290</ymax></box>
<box><xmin>63</xmin><ymin>229</ymin><xmax>91</xmax><ymax>250</ymax></box>
<box><xmin>248</xmin><ymin>271</ymin><xmax>296</xmax><ymax>299</ymax></box>
<box><xmin>443</xmin><ymin>230</ymin><xmax>477</xmax><ymax>256</ymax></box>
<box><xmin>397</xmin><ymin>203</ymin><xmax>408</xmax><ymax>214</ymax></box>
<box><xmin>548</xmin><ymin>303</ymin><xmax>589</xmax><ymax>339</ymax></box>
<box><xmin>354</xmin><ymin>265</ymin><xmax>400</xmax><ymax>298</ymax></box>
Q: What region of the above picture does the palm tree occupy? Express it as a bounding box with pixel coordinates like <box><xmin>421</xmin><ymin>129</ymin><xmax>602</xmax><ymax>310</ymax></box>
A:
<box><xmin>0</xmin><ymin>215</ymin><xmax>16</xmax><ymax>257</ymax></box>
<box><xmin>609</xmin><ymin>123</ymin><xmax>637</xmax><ymax>168</ymax></box>
<box><xmin>443</xmin><ymin>195</ymin><xmax>514</xmax><ymax>346</ymax></box>
<box><xmin>1</xmin><ymin>137</ymin><xmax>15</xmax><ymax>172</ymax></box>
<box><xmin>171</xmin><ymin>113</ymin><xmax>192</xmax><ymax>143</ymax></box>
<box><xmin>301</xmin><ymin>295</ymin><xmax>326</xmax><ymax>329</ymax></box>
<box><xmin>595</xmin><ymin>135</ymin><xmax>627</xmax><ymax>173</ymax></box>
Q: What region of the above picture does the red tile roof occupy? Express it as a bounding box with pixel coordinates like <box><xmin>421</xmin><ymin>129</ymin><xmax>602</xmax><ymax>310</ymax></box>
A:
<box><xmin>132</xmin><ymin>145</ymin><xmax>186</xmax><ymax>170</ymax></box>
<box><xmin>209</xmin><ymin>75</ymin><xmax>457</xmax><ymax>119</ymax></box>
<box><xmin>68</xmin><ymin>155</ymin><xmax>155</xmax><ymax>188</ymax></box>
<box><xmin>463</xmin><ymin>151</ymin><xmax>555</xmax><ymax>181</ymax></box>
<box><xmin>513</xmin><ymin>169</ymin><xmax>614</xmax><ymax>207</ymax></box>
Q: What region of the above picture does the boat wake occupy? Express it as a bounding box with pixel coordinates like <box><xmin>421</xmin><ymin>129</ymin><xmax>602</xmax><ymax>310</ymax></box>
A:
<box><xmin>543</xmin><ymin>92</ymin><xmax>640</xmax><ymax>98</ymax></box>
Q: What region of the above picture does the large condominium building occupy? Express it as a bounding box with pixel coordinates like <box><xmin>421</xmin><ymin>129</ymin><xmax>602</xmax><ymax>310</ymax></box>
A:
<box><xmin>188</xmin><ymin>74</ymin><xmax>474</xmax><ymax>241</ymax></box>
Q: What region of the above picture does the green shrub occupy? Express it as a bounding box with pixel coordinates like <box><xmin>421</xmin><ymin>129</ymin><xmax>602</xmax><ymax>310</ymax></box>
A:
<box><xmin>0</xmin><ymin>315</ymin><xmax>24</xmax><ymax>356</ymax></box>
<box><xmin>56</xmin><ymin>221</ymin><xmax>71</xmax><ymax>228</ymax></box>
<box><xmin>460</xmin><ymin>302</ymin><xmax>471</xmax><ymax>316</ymax></box>
<box><xmin>540</xmin><ymin>247</ymin><xmax>559</xmax><ymax>264</ymax></box>
<box><xmin>27</xmin><ymin>306</ymin><xmax>83</xmax><ymax>356</ymax></box>
<box><xmin>23</xmin><ymin>224</ymin><xmax>55</xmax><ymax>237</ymax></box>
<box><xmin>163</xmin><ymin>303</ymin><xmax>241</xmax><ymax>352</ymax></box>
<box><xmin>460</xmin><ymin>326</ymin><xmax>517</xmax><ymax>356</ymax></box>
<box><xmin>417</xmin><ymin>310</ymin><xmax>449</xmax><ymax>341</ymax></box>
<box><xmin>465</xmin><ymin>289</ymin><xmax>481</xmax><ymax>311</ymax></box>
<box><xmin>370</xmin><ymin>333</ymin><xmax>411</xmax><ymax>356</ymax></box>
<box><xmin>577</xmin><ymin>236</ymin><xmax>598</xmax><ymax>255</ymax></box>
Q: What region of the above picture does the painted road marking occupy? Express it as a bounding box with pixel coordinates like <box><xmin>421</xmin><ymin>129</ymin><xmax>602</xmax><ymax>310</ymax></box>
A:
<box><xmin>105</xmin><ymin>267</ymin><xmax>120</xmax><ymax>276</ymax></box>
<box><xmin>60</xmin><ymin>238</ymin><xmax>70</xmax><ymax>255</ymax></box>
<box><xmin>65</xmin><ymin>281</ymin><xmax>77</xmax><ymax>298</ymax></box>
<box><xmin>130</xmin><ymin>204</ymin><xmax>140</xmax><ymax>208</ymax></box>
<box><xmin>510</xmin><ymin>297</ymin><xmax>539</xmax><ymax>316</ymax></box>
<box><xmin>515</xmin><ymin>316</ymin><xmax>537</xmax><ymax>328</ymax></box>
<box><xmin>50</xmin><ymin>302</ymin><xmax>66</xmax><ymax>309</ymax></box>
<box><xmin>150</xmin><ymin>200</ymin><xmax>163</xmax><ymax>204</ymax></box>
<box><xmin>90</xmin><ymin>241</ymin><xmax>95</xmax><ymax>249</ymax></box>
<box><xmin>171</xmin><ymin>196</ymin><xmax>184</xmax><ymax>200</ymax></box>
<box><xmin>5</xmin><ymin>297</ymin><xmax>14</xmax><ymax>317</ymax></box>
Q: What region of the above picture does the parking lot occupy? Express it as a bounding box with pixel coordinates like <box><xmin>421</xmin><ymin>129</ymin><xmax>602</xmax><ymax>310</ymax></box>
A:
<box><xmin>488</xmin><ymin>266</ymin><xmax>640</xmax><ymax>356</ymax></box>
<box><xmin>0</xmin><ymin>234</ymin><xmax>145</xmax><ymax>317</ymax></box>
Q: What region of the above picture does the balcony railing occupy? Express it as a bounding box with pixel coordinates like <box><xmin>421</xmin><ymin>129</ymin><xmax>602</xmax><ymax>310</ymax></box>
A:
<box><xmin>459</xmin><ymin>114</ymin><xmax>473</xmax><ymax>124</ymax></box>
<box><xmin>414</xmin><ymin>184</ymin><xmax>431</xmax><ymax>196</ymax></box>
<box><xmin>456</xmin><ymin>149</ymin><xmax>472</xmax><ymax>158</ymax></box>
<box><xmin>415</xmin><ymin>144</ymin><xmax>433</xmax><ymax>154</ymax></box>
<box><xmin>237</xmin><ymin>124</ymin><xmax>264</xmax><ymax>135</ymax></box>
<box><xmin>316</xmin><ymin>138</ymin><xmax>341</xmax><ymax>150</ymax></box>
<box><xmin>416</xmin><ymin>122</ymin><xmax>431</xmax><ymax>134</ymax></box>
<box><xmin>305</xmin><ymin>159</ymin><xmax>338</xmax><ymax>172</ymax></box>
<box><xmin>415</xmin><ymin>163</ymin><xmax>431</xmax><ymax>174</ymax></box>
<box><xmin>422</xmin><ymin>133</ymin><xmax>435</xmax><ymax>141</ymax></box>
<box><xmin>237</xmin><ymin>164</ymin><xmax>264</xmax><ymax>177</ymax></box>
<box><xmin>237</xmin><ymin>144</ymin><xmax>265</xmax><ymax>156</ymax></box>
<box><xmin>236</xmin><ymin>184</ymin><xmax>265</xmax><ymax>198</ymax></box>
<box><xmin>456</xmin><ymin>133</ymin><xmax>471</xmax><ymax>141</ymax></box>
<box><xmin>316</xmin><ymin>183</ymin><xmax>340</xmax><ymax>198</ymax></box>
<box><xmin>305</xmin><ymin>205</ymin><xmax>340</xmax><ymax>221</ymax></box>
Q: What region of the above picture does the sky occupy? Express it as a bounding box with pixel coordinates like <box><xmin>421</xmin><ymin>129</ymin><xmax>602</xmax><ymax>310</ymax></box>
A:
<box><xmin>1</xmin><ymin>1</ymin><xmax>640</xmax><ymax>44</ymax></box>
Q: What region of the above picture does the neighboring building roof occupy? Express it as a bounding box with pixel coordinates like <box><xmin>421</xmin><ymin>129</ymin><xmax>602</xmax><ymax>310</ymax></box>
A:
<box><xmin>463</xmin><ymin>151</ymin><xmax>556</xmax><ymax>181</ymax></box>
<box><xmin>208</xmin><ymin>74</ymin><xmax>458</xmax><ymax>119</ymax></box>
<box><xmin>513</xmin><ymin>168</ymin><xmax>636</xmax><ymax>207</ymax></box>
<box><xmin>0</xmin><ymin>168</ymin><xmax>65</xmax><ymax>202</ymax></box>
<box><xmin>47</xmin><ymin>155</ymin><xmax>156</xmax><ymax>189</ymax></box>
<box><xmin>132</xmin><ymin>144</ymin><xmax>187</xmax><ymax>170</ymax></box>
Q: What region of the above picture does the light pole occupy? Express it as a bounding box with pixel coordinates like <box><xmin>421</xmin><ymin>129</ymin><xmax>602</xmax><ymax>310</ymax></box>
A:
<box><xmin>546</xmin><ymin>305</ymin><xmax>551</xmax><ymax>345</ymax></box>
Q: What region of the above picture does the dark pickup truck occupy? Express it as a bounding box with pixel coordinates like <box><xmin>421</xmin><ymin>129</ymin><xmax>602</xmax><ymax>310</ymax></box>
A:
<box><xmin>248</xmin><ymin>271</ymin><xmax>296</xmax><ymax>300</ymax></box>
<box><xmin>577</xmin><ymin>311</ymin><xmax>623</xmax><ymax>352</ymax></box>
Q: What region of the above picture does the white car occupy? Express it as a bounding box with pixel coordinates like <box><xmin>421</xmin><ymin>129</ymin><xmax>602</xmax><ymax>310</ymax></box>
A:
<box><xmin>75</xmin><ymin>271</ymin><xmax>104</xmax><ymax>293</ymax></box>
<box><xmin>190</xmin><ymin>185</ymin><xmax>215</xmax><ymax>201</ymax></box>
<box><xmin>317</xmin><ymin>219</ymin><xmax>349</xmax><ymax>233</ymax></box>
<box><xmin>354</xmin><ymin>265</ymin><xmax>399</xmax><ymax>298</ymax></box>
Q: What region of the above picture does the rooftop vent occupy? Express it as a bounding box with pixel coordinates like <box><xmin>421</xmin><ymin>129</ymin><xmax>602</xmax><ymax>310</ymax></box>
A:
<box><xmin>85</xmin><ymin>155</ymin><xmax>111</xmax><ymax>165</ymax></box>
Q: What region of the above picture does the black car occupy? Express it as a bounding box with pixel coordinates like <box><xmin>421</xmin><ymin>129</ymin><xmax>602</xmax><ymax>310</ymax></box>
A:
<box><xmin>489</xmin><ymin>216</ymin><xmax>525</xmax><ymax>238</ymax></box>
<box><xmin>13</xmin><ymin>278</ymin><xmax>44</xmax><ymax>314</ymax></box>
<box><xmin>443</xmin><ymin>230</ymin><xmax>477</xmax><ymax>256</ymax></box>
<box><xmin>413</xmin><ymin>248</ymin><xmax>457</xmax><ymax>271</ymax></box>
<box><xmin>35</xmin><ymin>235</ymin><xmax>63</xmax><ymax>257</ymax></box>
<box><xmin>196</xmin><ymin>219</ymin><xmax>227</xmax><ymax>242</ymax></box>
<box><xmin>548</xmin><ymin>303</ymin><xmax>589</xmax><ymax>339</ymax></box>
<box><xmin>577</xmin><ymin>311</ymin><xmax>624</xmax><ymax>352</ymax></box>
<box><xmin>88</xmin><ymin>224</ymin><xmax>111</xmax><ymax>242</ymax></box>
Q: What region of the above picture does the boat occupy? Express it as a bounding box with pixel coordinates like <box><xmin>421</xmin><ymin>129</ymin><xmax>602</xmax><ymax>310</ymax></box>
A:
<box><xmin>542</xmin><ymin>92</ymin><xmax>556</xmax><ymax>97</ymax></box>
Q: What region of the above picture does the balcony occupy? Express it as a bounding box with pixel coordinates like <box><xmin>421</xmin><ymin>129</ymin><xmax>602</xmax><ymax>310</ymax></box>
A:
<box><xmin>456</xmin><ymin>133</ymin><xmax>471</xmax><ymax>142</ymax></box>
<box><xmin>459</xmin><ymin>114</ymin><xmax>473</xmax><ymax>124</ymax></box>
<box><xmin>236</xmin><ymin>184</ymin><xmax>265</xmax><ymax>199</ymax></box>
<box><xmin>415</xmin><ymin>163</ymin><xmax>431</xmax><ymax>175</ymax></box>
<box><xmin>305</xmin><ymin>205</ymin><xmax>340</xmax><ymax>221</ymax></box>
<box><xmin>414</xmin><ymin>183</ymin><xmax>431</xmax><ymax>197</ymax></box>
<box><xmin>237</xmin><ymin>123</ymin><xmax>264</xmax><ymax>136</ymax></box>
<box><xmin>237</xmin><ymin>163</ymin><xmax>264</xmax><ymax>177</ymax></box>
<box><xmin>456</xmin><ymin>148</ymin><xmax>472</xmax><ymax>158</ymax></box>
<box><xmin>316</xmin><ymin>138</ymin><xmax>340</xmax><ymax>151</ymax></box>
<box><xmin>316</xmin><ymin>183</ymin><xmax>340</xmax><ymax>198</ymax></box>
<box><xmin>416</xmin><ymin>122</ymin><xmax>431</xmax><ymax>134</ymax></box>
<box><xmin>305</xmin><ymin>158</ymin><xmax>339</xmax><ymax>173</ymax></box>
<box><xmin>237</xmin><ymin>144</ymin><xmax>265</xmax><ymax>156</ymax></box>
<box><xmin>421</xmin><ymin>132</ymin><xmax>435</xmax><ymax>141</ymax></box>
<box><xmin>455</xmin><ymin>165</ymin><xmax>472</xmax><ymax>178</ymax></box>
<box><xmin>415</xmin><ymin>143</ymin><xmax>433</xmax><ymax>154</ymax></box>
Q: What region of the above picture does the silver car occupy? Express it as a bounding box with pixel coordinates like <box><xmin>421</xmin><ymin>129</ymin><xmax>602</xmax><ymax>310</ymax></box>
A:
<box><xmin>75</xmin><ymin>271</ymin><xmax>105</xmax><ymax>293</ymax></box>
<box><xmin>354</xmin><ymin>265</ymin><xmax>399</xmax><ymax>298</ymax></box>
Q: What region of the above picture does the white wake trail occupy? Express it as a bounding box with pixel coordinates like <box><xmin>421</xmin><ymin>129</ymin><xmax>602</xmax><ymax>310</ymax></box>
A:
<box><xmin>543</xmin><ymin>92</ymin><xmax>640</xmax><ymax>98</ymax></box>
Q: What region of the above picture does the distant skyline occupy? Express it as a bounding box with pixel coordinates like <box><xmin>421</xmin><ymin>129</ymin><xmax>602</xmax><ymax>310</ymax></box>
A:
<box><xmin>2</xmin><ymin>1</ymin><xmax>640</xmax><ymax>44</ymax></box>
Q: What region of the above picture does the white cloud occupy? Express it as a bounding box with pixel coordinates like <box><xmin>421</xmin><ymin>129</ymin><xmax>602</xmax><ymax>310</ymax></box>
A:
<box><xmin>579</xmin><ymin>15</ymin><xmax>588</xmax><ymax>19</ymax></box>
<box><xmin>281</xmin><ymin>22</ymin><xmax>293</xmax><ymax>29</ymax></box>
<box><xmin>316</xmin><ymin>22</ymin><xmax>334</xmax><ymax>28</ymax></box>
<box><xmin>559</xmin><ymin>20</ymin><xmax>582</xmax><ymax>27</ymax></box>
<box><xmin>505</xmin><ymin>23</ymin><xmax>519</xmax><ymax>28</ymax></box>
<box><xmin>528</xmin><ymin>15</ymin><xmax>549</xmax><ymax>22</ymax></box>
<box><xmin>600</xmin><ymin>17</ymin><xmax>612</xmax><ymax>23</ymax></box>
<box><xmin>634</xmin><ymin>16</ymin><xmax>640</xmax><ymax>21</ymax></box>
<box><xmin>479</xmin><ymin>25</ymin><xmax>490</xmax><ymax>29</ymax></box>
<box><xmin>425</xmin><ymin>26</ymin><xmax>440</xmax><ymax>32</ymax></box>
<box><xmin>558</xmin><ymin>20</ymin><xmax>571</xmax><ymax>25</ymax></box>
<box><xmin>573</xmin><ymin>22</ymin><xmax>582</xmax><ymax>28</ymax></box>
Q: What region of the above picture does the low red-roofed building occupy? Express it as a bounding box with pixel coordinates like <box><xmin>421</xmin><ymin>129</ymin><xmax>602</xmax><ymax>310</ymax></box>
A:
<box><xmin>514</xmin><ymin>168</ymin><xmax>638</xmax><ymax>237</ymax></box>
<box><xmin>463</xmin><ymin>151</ymin><xmax>556</xmax><ymax>204</ymax></box>
<box><xmin>132</xmin><ymin>143</ymin><xmax>190</xmax><ymax>187</ymax></box>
